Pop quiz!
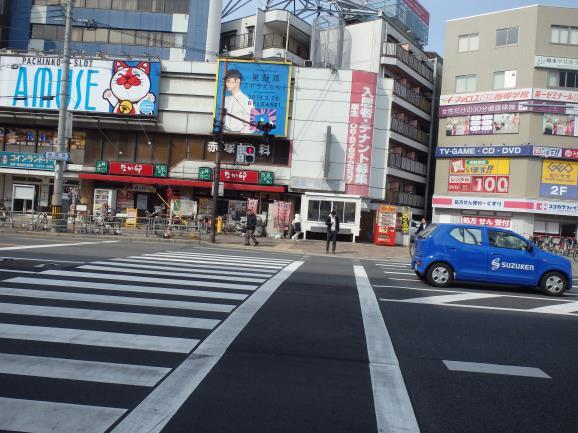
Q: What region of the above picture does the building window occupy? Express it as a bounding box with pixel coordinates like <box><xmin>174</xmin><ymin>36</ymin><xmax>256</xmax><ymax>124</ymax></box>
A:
<box><xmin>496</xmin><ymin>27</ymin><xmax>519</xmax><ymax>46</ymax></box>
<box><xmin>457</xmin><ymin>33</ymin><xmax>479</xmax><ymax>52</ymax></box>
<box><xmin>549</xmin><ymin>70</ymin><xmax>578</xmax><ymax>89</ymax></box>
<box><xmin>493</xmin><ymin>70</ymin><xmax>517</xmax><ymax>90</ymax></box>
<box><xmin>551</xmin><ymin>25</ymin><xmax>578</xmax><ymax>45</ymax></box>
<box><xmin>455</xmin><ymin>74</ymin><xmax>477</xmax><ymax>93</ymax></box>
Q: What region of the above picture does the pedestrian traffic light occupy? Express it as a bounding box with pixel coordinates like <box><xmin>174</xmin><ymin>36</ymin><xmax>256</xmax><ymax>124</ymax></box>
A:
<box><xmin>244</xmin><ymin>145</ymin><xmax>255</xmax><ymax>163</ymax></box>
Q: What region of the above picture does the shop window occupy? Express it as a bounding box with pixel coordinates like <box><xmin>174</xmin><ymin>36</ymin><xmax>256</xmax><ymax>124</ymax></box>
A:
<box><xmin>0</xmin><ymin>128</ymin><xmax>4</xmax><ymax>151</ymax></box>
<box><xmin>170</xmin><ymin>136</ymin><xmax>187</xmax><ymax>166</ymax></box>
<box><xmin>153</xmin><ymin>134</ymin><xmax>170</xmax><ymax>164</ymax></box>
<box><xmin>136</xmin><ymin>135</ymin><xmax>154</xmax><ymax>163</ymax></box>
<box><xmin>69</xmin><ymin>131</ymin><xmax>86</xmax><ymax>164</ymax></box>
<box><xmin>37</xmin><ymin>130</ymin><xmax>55</xmax><ymax>153</ymax></box>
<box><xmin>102</xmin><ymin>131</ymin><xmax>120</xmax><ymax>161</ymax></box>
<box><xmin>4</xmin><ymin>129</ymin><xmax>36</xmax><ymax>153</ymax></box>
<box><xmin>84</xmin><ymin>131</ymin><xmax>102</xmax><ymax>164</ymax></box>
<box><xmin>344</xmin><ymin>202</ymin><xmax>356</xmax><ymax>224</ymax></box>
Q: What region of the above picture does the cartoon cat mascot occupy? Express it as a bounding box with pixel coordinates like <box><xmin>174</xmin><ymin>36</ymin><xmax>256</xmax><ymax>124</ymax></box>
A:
<box><xmin>103</xmin><ymin>61</ymin><xmax>156</xmax><ymax>115</ymax></box>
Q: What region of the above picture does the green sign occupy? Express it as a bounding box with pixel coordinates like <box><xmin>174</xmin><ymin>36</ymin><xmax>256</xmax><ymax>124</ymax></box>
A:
<box><xmin>95</xmin><ymin>160</ymin><xmax>108</xmax><ymax>174</ymax></box>
<box><xmin>259</xmin><ymin>171</ymin><xmax>274</xmax><ymax>185</ymax></box>
<box><xmin>0</xmin><ymin>151</ymin><xmax>55</xmax><ymax>171</ymax></box>
<box><xmin>199</xmin><ymin>167</ymin><xmax>213</xmax><ymax>181</ymax></box>
<box><xmin>154</xmin><ymin>164</ymin><xmax>168</xmax><ymax>177</ymax></box>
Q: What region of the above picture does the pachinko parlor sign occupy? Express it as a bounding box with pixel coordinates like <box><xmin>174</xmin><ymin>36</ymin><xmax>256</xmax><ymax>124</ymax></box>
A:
<box><xmin>0</xmin><ymin>56</ymin><xmax>160</xmax><ymax>116</ymax></box>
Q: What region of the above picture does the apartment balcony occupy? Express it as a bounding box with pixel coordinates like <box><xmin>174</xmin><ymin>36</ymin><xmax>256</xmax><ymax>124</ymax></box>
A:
<box><xmin>382</xmin><ymin>43</ymin><xmax>434</xmax><ymax>86</ymax></box>
<box><xmin>390</xmin><ymin>117</ymin><xmax>430</xmax><ymax>148</ymax></box>
<box><xmin>386</xmin><ymin>190</ymin><xmax>426</xmax><ymax>208</ymax></box>
<box><xmin>263</xmin><ymin>33</ymin><xmax>310</xmax><ymax>60</ymax></box>
<box><xmin>388</xmin><ymin>153</ymin><xmax>427</xmax><ymax>177</ymax></box>
<box><xmin>220</xmin><ymin>33</ymin><xmax>254</xmax><ymax>53</ymax></box>
<box><xmin>393</xmin><ymin>81</ymin><xmax>432</xmax><ymax>118</ymax></box>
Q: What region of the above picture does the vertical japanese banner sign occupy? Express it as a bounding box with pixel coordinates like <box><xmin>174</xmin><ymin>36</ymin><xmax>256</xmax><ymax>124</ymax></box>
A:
<box><xmin>246</xmin><ymin>198</ymin><xmax>259</xmax><ymax>213</ymax></box>
<box><xmin>345</xmin><ymin>71</ymin><xmax>378</xmax><ymax>195</ymax></box>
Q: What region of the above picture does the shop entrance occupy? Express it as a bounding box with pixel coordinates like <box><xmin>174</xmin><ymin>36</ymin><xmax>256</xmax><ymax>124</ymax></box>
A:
<box><xmin>12</xmin><ymin>184</ymin><xmax>35</xmax><ymax>213</ymax></box>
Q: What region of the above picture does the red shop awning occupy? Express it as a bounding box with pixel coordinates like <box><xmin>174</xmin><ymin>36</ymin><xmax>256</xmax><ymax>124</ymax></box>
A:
<box><xmin>78</xmin><ymin>173</ymin><xmax>286</xmax><ymax>193</ymax></box>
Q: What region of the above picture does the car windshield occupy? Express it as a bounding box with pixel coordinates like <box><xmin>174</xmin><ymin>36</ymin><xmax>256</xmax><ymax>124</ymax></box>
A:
<box><xmin>417</xmin><ymin>224</ymin><xmax>437</xmax><ymax>239</ymax></box>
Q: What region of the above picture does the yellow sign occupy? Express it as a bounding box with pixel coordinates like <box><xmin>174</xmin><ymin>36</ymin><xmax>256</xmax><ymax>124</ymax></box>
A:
<box><xmin>125</xmin><ymin>208</ymin><xmax>138</xmax><ymax>227</ymax></box>
<box><xmin>541</xmin><ymin>161</ymin><xmax>578</xmax><ymax>186</ymax></box>
<box><xmin>450</xmin><ymin>158</ymin><xmax>510</xmax><ymax>176</ymax></box>
<box><xmin>401</xmin><ymin>207</ymin><xmax>411</xmax><ymax>235</ymax></box>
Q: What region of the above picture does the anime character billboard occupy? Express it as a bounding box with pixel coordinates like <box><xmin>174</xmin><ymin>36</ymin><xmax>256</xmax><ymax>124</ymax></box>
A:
<box><xmin>1</xmin><ymin>56</ymin><xmax>160</xmax><ymax>116</ymax></box>
<box><xmin>214</xmin><ymin>60</ymin><xmax>292</xmax><ymax>137</ymax></box>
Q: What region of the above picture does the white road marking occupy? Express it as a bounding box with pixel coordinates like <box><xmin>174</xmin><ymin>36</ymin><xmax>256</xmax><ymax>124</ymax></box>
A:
<box><xmin>353</xmin><ymin>266</ymin><xmax>420</xmax><ymax>433</ymax></box>
<box><xmin>0</xmin><ymin>240</ymin><xmax>119</xmax><ymax>251</ymax></box>
<box><xmin>148</xmin><ymin>253</ymin><xmax>284</xmax><ymax>270</ymax></box>
<box><xmin>0</xmin><ymin>324</ymin><xmax>199</xmax><ymax>353</ymax></box>
<box><xmin>164</xmin><ymin>251</ymin><xmax>291</xmax><ymax>264</ymax></box>
<box><xmin>110</xmin><ymin>260</ymin><xmax>304</xmax><ymax>433</ymax></box>
<box><xmin>404</xmin><ymin>293</ymin><xmax>500</xmax><ymax>304</ymax></box>
<box><xmin>529</xmin><ymin>302</ymin><xmax>578</xmax><ymax>315</ymax></box>
<box><xmin>0</xmin><ymin>256</ymin><xmax>84</xmax><ymax>264</ymax></box>
<box><xmin>443</xmin><ymin>360</ymin><xmax>551</xmax><ymax>379</ymax></box>
<box><xmin>92</xmin><ymin>260</ymin><xmax>273</xmax><ymax>277</ymax></box>
<box><xmin>79</xmin><ymin>264</ymin><xmax>266</xmax><ymax>283</ymax></box>
<box><xmin>0</xmin><ymin>353</ymin><xmax>170</xmax><ymax>386</ymax></box>
<box><xmin>39</xmin><ymin>270</ymin><xmax>258</xmax><ymax>291</ymax></box>
<box><xmin>376</xmin><ymin>263</ymin><xmax>411</xmax><ymax>268</ymax></box>
<box><xmin>0</xmin><ymin>397</ymin><xmax>126</xmax><ymax>433</ymax></box>
<box><xmin>0</xmin><ymin>302</ymin><xmax>220</xmax><ymax>329</ymax></box>
<box><xmin>389</xmin><ymin>277</ymin><xmax>420</xmax><ymax>282</ymax></box>
<box><xmin>0</xmin><ymin>269</ymin><xmax>36</xmax><ymax>274</ymax></box>
<box><xmin>116</xmin><ymin>257</ymin><xmax>276</xmax><ymax>275</ymax></box>
<box><xmin>7</xmin><ymin>277</ymin><xmax>248</xmax><ymax>301</ymax></box>
<box><xmin>383</xmin><ymin>271</ymin><xmax>416</xmax><ymax>276</ymax></box>
<box><xmin>0</xmin><ymin>287</ymin><xmax>236</xmax><ymax>313</ymax></box>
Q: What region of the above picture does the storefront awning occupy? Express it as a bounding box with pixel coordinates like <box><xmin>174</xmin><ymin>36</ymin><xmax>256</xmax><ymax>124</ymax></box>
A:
<box><xmin>78</xmin><ymin>173</ymin><xmax>286</xmax><ymax>193</ymax></box>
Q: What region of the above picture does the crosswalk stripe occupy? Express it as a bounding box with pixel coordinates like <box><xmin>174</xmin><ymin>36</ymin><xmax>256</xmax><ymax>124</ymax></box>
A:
<box><xmin>7</xmin><ymin>277</ymin><xmax>248</xmax><ymax>301</ymax></box>
<box><xmin>94</xmin><ymin>260</ymin><xmax>274</xmax><ymax>277</ymax></box>
<box><xmin>38</xmin><ymin>270</ymin><xmax>259</xmax><ymax>291</ymax></box>
<box><xmin>164</xmin><ymin>251</ymin><xmax>291</xmax><ymax>264</ymax></box>
<box><xmin>529</xmin><ymin>302</ymin><xmax>578</xmax><ymax>314</ymax></box>
<box><xmin>0</xmin><ymin>324</ymin><xmax>199</xmax><ymax>353</ymax></box>
<box><xmin>0</xmin><ymin>353</ymin><xmax>170</xmax><ymax>386</ymax></box>
<box><xmin>0</xmin><ymin>397</ymin><xmax>126</xmax><ymax>433</ymax></box>
<box><xmin>0</xmin><ymin>286</ymin><xmax>236</xmax><ymax>313</ymax></box>
<box><xmin>148</xmin><ymin>253</ymin><xmax>284</xmax><ymax>269</ymax></box>
<box><xmin>0</xmin><ymin>302</ymin><xmax>220</xmax><ymax>329</ymax></box>
<box><xmin>116</xmin><ymin>257</ymin><xmax>276</xmax><ymax>274</ymax></box>
<box><xmin>383</xmin><ymin>271</ymin><xmax>416</xmax><ymax>275</ymax></box>
<box><xmin>377</xmin><ymin>263</ymin><xmax>410</xmax><ymax>268</ymax></box>
<box><xmin>401</xmin><ymin>293</ymin><xmax>500</xmax><ymax>304</ymax></box>
<box><xmin>78</xmin><ymin>265</ymin><xmax>266</xmax><ymax>284</ymax></box>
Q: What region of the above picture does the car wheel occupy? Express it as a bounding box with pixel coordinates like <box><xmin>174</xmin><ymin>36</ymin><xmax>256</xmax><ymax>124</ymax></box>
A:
<box><xmin>427</xmin><ymin>263</ymin><xmax>453</xmax><ymax>288</ymax></box>
<box><xmin>415</xmin><ymin>270</ymin><xmax>426</xmax><ymax>280</ymax></box>
<box><xmin>540</xmin><ymin>272</ymin><xmax>567</xmax><ymax>297</ymax></box>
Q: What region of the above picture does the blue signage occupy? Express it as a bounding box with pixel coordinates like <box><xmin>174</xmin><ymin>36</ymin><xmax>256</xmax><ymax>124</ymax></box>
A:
<box><xmin>435</xmin><ymin>145</ymin><xmax>533</xmax><ymax>158</ymax></box>
<box><xmin>0</xmin><ymin>151</ymin><xmax>56</xmax><ymax>170</ymax></box>
<box><xmin>215</xmin><ymin>60</ymin><xmax>292</xmax><ymax>137</ymax></box>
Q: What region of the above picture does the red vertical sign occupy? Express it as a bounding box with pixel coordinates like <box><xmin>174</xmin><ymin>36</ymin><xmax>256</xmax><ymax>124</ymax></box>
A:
<box><xmin>345</xmin><ymin>70</ymin><xmax>378</xmax><ymax>196</ymax></box>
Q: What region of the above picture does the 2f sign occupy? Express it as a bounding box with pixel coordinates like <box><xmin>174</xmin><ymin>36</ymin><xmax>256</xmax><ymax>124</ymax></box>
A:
<box><xmin>549</xmin><ymin>185</ymin><xmax>568</xmax><ymax>196</ymax></box>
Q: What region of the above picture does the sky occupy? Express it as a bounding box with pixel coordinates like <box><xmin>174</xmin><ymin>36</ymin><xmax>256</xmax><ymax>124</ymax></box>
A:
<box><xmin>228</xmin><ymin>0</ymin><xmax>578</xmax><ymax>54</ymax></box>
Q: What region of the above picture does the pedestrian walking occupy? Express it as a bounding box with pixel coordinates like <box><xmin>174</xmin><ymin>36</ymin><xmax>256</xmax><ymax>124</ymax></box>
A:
<box><xmin>325</xmin><ymin>210</ymin><xmax>340</xmax><ymax>254</ymax></box>
<box><xmin>416</xmin><ymin>218</ymin><xmax>428</xmax><ymax>235</ymax></box>
<box><xmin>244</xmin><ymin>209</ymin><xmax>259</xmax><ymax>246</ymax></box>
<box><xmin>291</xmin><ymin>213</ymin><xmax>302</xmax><ymax>240</ymax></box>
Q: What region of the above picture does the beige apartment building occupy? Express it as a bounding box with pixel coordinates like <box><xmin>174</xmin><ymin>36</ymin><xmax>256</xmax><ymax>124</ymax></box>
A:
<box><xmin>432</xmin><ymin>5</ymin><xmax>578</xmax><ymax>239</ymax></box>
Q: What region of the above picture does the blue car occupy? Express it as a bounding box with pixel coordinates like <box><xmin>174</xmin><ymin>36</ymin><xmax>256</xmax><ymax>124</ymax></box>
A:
<box><xmin>411</xmin><ymin>224</ymin><xmax>573</xmax><ymax>296</ymax></box>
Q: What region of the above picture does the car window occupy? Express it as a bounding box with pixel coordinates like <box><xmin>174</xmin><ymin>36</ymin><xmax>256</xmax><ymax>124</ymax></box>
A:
<box><xmin>417</xmin><ymin>224</ymin><xmax>437</xmax><ymax>238</ymax></box>
<box><xmin>450</xmin><ymin>227</ymin><xmax>483</xmax><ymax>245</ymax></box>
<box><xmin>488</xmin><ymin>230</ymin><xmax>528</xmax><ymax>250</ymax></box>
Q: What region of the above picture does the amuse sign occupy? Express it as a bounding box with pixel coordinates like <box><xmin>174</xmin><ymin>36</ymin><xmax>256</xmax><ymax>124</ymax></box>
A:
<box><xmin>0</xmin><ymin>56</ymin><xmax>160</xmax><ymax>116</ymax></box>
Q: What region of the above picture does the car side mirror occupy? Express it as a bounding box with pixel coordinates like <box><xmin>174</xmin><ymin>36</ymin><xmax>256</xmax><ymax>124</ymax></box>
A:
<box><xmin>525</xmin><ymin>243</ymin><xmax>533</xmax><ymax>252</ymax></box>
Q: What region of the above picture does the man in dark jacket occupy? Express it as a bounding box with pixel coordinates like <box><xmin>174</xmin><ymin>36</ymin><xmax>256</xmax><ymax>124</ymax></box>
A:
<box><xmin>325</xmin><ymin>210</ymin><xmax>340</xmax><ymax>254</ymax></box>
<box><xmin>416</xmin><ymin>218</ymin><xmax>428</xmax><ymax>235</ymax></box>
<box><xmin>244</xmin><ymin>209</ymin><xmax>259</xmax><ymax>246</ymax></box>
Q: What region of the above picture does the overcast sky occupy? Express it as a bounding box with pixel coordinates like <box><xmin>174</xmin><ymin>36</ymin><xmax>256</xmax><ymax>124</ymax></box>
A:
<box><xmin>228</xmin><ymin>0</ymin><xmax>578</xmax><ymax>54</ymax></box>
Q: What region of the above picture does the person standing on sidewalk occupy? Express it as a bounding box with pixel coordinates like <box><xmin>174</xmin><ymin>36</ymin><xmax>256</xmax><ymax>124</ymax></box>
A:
<box><xmin>244</xmin><ymin>209</ymin><xmax>259</xmax><ymax>246</ymax></box>
<box><xmin>291</xmin><ymin>213</ymin><xmax>302</xmax><ymax>240</ymax></box>
<box><xmin>325</xmin><ymin>210</ymin><xmax>340</xmax><ymax>254</ymax></box>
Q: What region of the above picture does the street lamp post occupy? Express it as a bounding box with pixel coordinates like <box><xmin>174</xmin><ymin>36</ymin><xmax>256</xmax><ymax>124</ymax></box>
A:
<box><xmin>51</xmin><ymin>0</ymin><xmax>73</xmax><ymax>229</ymax></box>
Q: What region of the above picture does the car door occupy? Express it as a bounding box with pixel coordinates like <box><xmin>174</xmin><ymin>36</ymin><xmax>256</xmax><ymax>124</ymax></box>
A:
<box><xmin>446</xmin><ymin>226</ymin><xmax>487</xmax><ymax>281</ymax></box>
<box><xmin>487</xmin><ymin>229</ymin><xmax>537</xmax><ymax>285</ymax></box>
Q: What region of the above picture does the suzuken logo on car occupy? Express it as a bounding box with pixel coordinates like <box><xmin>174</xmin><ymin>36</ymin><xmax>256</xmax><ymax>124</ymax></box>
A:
<box><xmin>491</xmin><ymin>257</ymin><xmax>535</xmax><ymax>271</ymax></box>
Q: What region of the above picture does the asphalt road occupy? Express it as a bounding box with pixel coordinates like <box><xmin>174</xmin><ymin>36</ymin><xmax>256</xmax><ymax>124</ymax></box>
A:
<box><xmin>0</xmin><ymin>232</ymin><xmax>576</xmax><ymax>433</ymax></box>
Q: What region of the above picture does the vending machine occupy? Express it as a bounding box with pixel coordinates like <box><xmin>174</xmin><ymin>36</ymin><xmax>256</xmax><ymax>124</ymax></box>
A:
<box><xmin>93</xmin><ymin>189</ymin><xmax>117</xmax><ymax>216</ymax></box>
<box><xmin>374</xmin><ymin>205</ymin><xmax>397</xmax><ymax>246</ymax></box>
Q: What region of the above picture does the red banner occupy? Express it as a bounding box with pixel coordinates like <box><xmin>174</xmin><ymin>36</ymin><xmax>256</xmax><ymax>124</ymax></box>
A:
<box><xmin>220</xmin><ymin>169</ymin><xmax>259</xmax><ymax>184</ymax></box>
<box><xmin>345</xmin><ymin>70</ymin><xmax>377</xmax><ymax>196</ymax></box>
<box><xmin>109</xmin><ymin>162</ymin><xmax>154</xmax><ymax>177</ymax></box>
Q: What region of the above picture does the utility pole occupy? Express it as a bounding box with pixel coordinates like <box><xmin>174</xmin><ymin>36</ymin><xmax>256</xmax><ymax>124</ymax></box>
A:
<box><xmin>51</xmin><ymin>0</ymin><xmax>73</xmax><ymax>228</ymax></box>
<box><xmin>210</xmin><ymin>61</ymin><xmax>228</xmax><ymax>243</ymax></box>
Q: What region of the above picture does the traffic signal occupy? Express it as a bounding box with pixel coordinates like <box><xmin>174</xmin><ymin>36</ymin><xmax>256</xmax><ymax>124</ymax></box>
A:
<box><xmin>236</xmin><ymin>144</ymin><xmax>255</xmax><ymax>164</ymax></box>
<box><xmin>255</xmin><ymin>120</ymin><xmax>275</xmax><ymax>134</ymax></box>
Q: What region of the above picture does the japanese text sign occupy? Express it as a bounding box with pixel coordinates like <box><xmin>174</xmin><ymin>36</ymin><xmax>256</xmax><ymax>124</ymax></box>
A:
<box><xmin>540</xmin><ymin>160</ymin><xmax>578</xmax><ymax>199</ymax></box>
<box><xmin>344</xmin><ymin>70</ymin><xmax>377</xmax><ymax>196</ymax></box>
<box><xmin>109</xmin><ymin>162</ymin><xmax>154</xmax><ymax>177</ymax></box>
<box><xmin>219</xmin><ymin>169</ymin><xmax>259</xmax><ymax>184</ymax></box>
<box><xmin>460</xmin><ymin>216</ymin><xmax>511</xmax><ymax>228</ymax></box>
<box><xmin>215</xmin><ymin>60</ymin><xmax>292</xmax><ymax>137</ymax></box>
<box><xmin>0</xmin><ymin>151</ymin><xmax>55</xmax><ymax>171</ymax></box>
